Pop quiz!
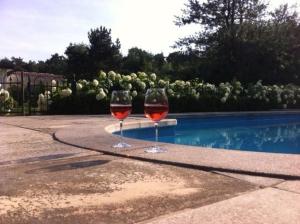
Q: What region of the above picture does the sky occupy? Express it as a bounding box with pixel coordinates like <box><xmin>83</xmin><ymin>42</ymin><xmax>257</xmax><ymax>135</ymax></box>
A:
<box><xmin>0</xmin><ymin>0</ymin><xmax>298</xmax><ymax>61</ymax></box>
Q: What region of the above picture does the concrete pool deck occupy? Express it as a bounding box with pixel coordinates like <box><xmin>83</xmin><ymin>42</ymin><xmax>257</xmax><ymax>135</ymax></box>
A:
<box><xmin>55</xmin><ymin>116</ymin><xmax>300</xmax><ymax>179</ymax></box>
<box><xmin>0</xmin><ymin>113</ymin><xmax>300</xmax><ymax>223</ymax></box>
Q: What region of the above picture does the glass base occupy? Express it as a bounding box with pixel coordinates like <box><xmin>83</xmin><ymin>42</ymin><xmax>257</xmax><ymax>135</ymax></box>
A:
<box><xmin>145</xmin><ymin>146</ymin><xmax>167</xmax><ymax>153</ymax></box>
<box><xmin>113</xmin><ymin>142</ymin><xmax>131</xmax><ymax>148</ymax></box>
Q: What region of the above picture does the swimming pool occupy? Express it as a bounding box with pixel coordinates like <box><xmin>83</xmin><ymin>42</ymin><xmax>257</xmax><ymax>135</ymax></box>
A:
<box><xmin>120</xmin><ymin>113</ymin><xmax>300</xmax><ymax>154</ymax></box>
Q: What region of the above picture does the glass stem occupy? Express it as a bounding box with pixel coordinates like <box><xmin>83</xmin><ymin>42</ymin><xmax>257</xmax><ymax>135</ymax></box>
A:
<box><xmin>154</xmin><ymin>122</ymin><xmax>158</xmax><ymax>148</ymax></box>
<box><xmin>120</xmin><ymin>120</ymin><xmax>123</xmax><ymax>144</ymax></box>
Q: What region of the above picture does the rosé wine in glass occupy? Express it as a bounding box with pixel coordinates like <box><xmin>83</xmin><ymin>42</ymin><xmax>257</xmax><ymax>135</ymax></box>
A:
<box><xmin>110</xmin><ymin>90</ymin><xmax>132</xmax><ymax>148</ymax></box>
<box><xmin>111</xmin><ymin>104</ymin><xmax>132</xmax><ymax>120</ymax></box>
<box><xmin>144</xmin><ymin>88</ymin><xmax>169</xmax><ymax>153</ymax></box>
<box><xmin>144</xmin><ymin>104</ymin><xmax>168</xmax><ymax>122</ymax></box>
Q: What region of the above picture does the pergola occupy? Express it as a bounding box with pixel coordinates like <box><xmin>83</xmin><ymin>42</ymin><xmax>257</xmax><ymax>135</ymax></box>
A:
<box><xmin>5</xmin><ymin>71</ymin><xmax>64</xmax><ymax>85</ymax></box>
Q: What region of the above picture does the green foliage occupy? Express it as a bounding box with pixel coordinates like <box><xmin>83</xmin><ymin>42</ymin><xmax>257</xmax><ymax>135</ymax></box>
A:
<box><xmin>88</xmin><ymin>26</ymin><xmax>122</xmax><ymax>73</ymax></box>
<box><xmin>174</xmin><ymin>1</ymin><xmax>300</xmax><ymax>83</ymax></box>
<box><xmin>65</xmin><ymin>43</ymin><xmax>90</xmax><ymax>79</ymax></box>
<box><xmin>47</xmin><ymin>70</ymin><xmax>300</xmax><ymax>114</ymax></box>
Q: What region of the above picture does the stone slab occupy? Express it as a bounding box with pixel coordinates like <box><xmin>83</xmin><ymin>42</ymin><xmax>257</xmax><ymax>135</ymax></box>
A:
<box><xmin>141</xmin><ymin>188</ymin><xmax>300</xmax><ymax>224</ymax></box>
<box><xmin>275</xmin><ymin>181</ymin><xmax>300</xmax><ymax>194</ymax></box>
<box><xmin>214</xmin><ymin>171</ymin><xmax>284</xmax><ymax>187</ymax></box>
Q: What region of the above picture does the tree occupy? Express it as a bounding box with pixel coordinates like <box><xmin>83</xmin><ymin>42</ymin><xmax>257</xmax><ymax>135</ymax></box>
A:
<box><xmin>88</xmin><ymin>26</ymin><xmax>122</xmax><ymax>73</ymax></box>
<box><xmin>65</xmin><ymin>43</ymin><xmax>90</xmax><ymax>80</ymax></box>
<box><xmin>122</xmin><ymin>47</ymin><xmax>154</xmax><ymax>73</ymax></box>
<box><xmin>175</xmin><ymin>0</ymin><xmax>266</xmax><ymax>51</ymax></box>
<box><xmin>10</xmin><ymin>57</ymin><xmax>27</xmax><ymax>71</ymax></box>
<box><xmin>45</xmin><ymin>54</ymin><xmax>67</xmax><ymax>75</ymax></box>
<box><xmin>175</xmin><ymin>0</ymin><xmax>268</xmax><ymax>82</ymax></box>
<box><xmin>166</xmin><ymin>51</ymin><xmax>203</xmax><ymax>80</ymax></box>
<box><xmin>175</xmin><ymin>1</ymin><xmax>300</xmax><ymax>84</ymax></box>
<box><xmin>0</xmin><ymin>58</ymin><xmax>14</xmax><ymax>69</ymax></box>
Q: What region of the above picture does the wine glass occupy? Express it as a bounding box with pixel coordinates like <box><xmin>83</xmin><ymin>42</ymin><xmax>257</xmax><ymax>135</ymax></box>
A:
<box><xmin>144</xmin><ymin>88</ymin><xmax>169</xmax><ymax>153</ymax></box>
<box><xmin>110</xmin><ymin>90</ymin><xmax>132</xmax><ymax>148</ymax></box>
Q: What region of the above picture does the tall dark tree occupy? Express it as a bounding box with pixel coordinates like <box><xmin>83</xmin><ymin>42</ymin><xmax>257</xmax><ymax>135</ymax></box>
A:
<box><xmin>0</xmin><ymin>58</ymin><xmax>14</xmax><ymax>69</ymax></box>
<box><xmin>65</xmin><ymin>43</ymin><xmax>90</xmax><ymax>80</ymax></box>
<box><xmin>122</xmin><ymin>47</ymin><xmax>153</xmax><ymax>73</ymax></box>
<box><xmin>175</xmin><ymin>0</ymin><xmax>268</xmax><ymax>82</ymax></box>
<box><xmin>175</xmin><ymin>0</ymin><xmax>266</xmax><ymax>51</ymax></box>
<box><xmin>88</xmin><ymin>26</ymin><xmax>122</xmax><ymax>73</ymax></box>
<box><xmin>45</xmin><ymin>53</ymin><xmax>67</xmax><ymax>75</ymax></box>
<box><xmin>10</xmin><ymin>57</ymin><xmax>27</xmax><ymax>71</ymax></box>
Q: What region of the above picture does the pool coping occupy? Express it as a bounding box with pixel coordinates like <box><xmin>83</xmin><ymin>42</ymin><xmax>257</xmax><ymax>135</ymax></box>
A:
<box><xmin>54</xmin><ymin>111</ymin><xmax>300</xmax><ymax>180</ymax></box>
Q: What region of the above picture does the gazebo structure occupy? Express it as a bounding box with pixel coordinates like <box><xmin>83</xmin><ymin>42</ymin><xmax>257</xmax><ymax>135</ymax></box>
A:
<box><xmin>0</xmin><ymin>69</ymin><xmax>65</xmax><ymax>115</ymax></box>
<box><xmin>4</xmin><ymin>71</ymin><xmax>64</xmax><ymax>87</ymax></box>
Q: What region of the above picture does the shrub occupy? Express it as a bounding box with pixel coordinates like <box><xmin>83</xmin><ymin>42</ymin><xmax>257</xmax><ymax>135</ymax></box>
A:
<box><xmin>47</xmin><ymin>71</ymin><xmax>300</xmax><ymax>114</ymax></box>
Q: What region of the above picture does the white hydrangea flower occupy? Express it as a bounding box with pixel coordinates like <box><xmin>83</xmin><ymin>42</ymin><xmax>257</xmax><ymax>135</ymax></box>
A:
<box><xmin>150</xmin><ymin>73</ymin><xmax>156</xmax><ymax>81</ymax></box>
<box><xmin>197</xmin><ymin>83</ymin><xmax>203</xmax><ymax>88</ymax></box>
<box><xmin>191</xmin><ymin>89</ymin><xmax>197</xmax><ymax>95</ymax></box>
<box><xmin>81</xmin><ymin>79</ymin><xmax>88</xmax><ymax>85</ymax></box>
<box><xmin>115</xmin><ymin>73</ymin><xmax>122</xmax><ymax>80</ymax></box>
<box><xmin>37</xmin><ymin>94</ymin><xmax>47</xmax><ymax>111</ymax></box>
<box><xmin>99</xmin><ymin>71</ymin><xmax>107</xmax><ymax>79</ymax></box>
<box><xmin>277</xmin><ymin>97</ymin><xmax>282</xmax><ymax>103</ymax></box>
<box><xmin>130</xmin><ymin>73</ymin><xmax>137</xmax><ymax>79</ymax></box>
<box><xmin>126</xmin><ymin>83</ymin><xmax>132</xmax><ymax>90</ymax></box>
<box><xmin>132</xmin><ymin>90</ymin><xmax>138</xmax><ymax>97</ymax></box>
<box><xmin>175</xmin><ymin>80</ymin><xmax>185</xmax><ymax>87</ymax></box>
<box><xmin>149</xmin><ymin>81</ymin><xmax>155</xmax><ymax>88</ymax></box>
<box><xmin>169</xmin><ymin>83</ymin><xmax>175</xmax><ymax>89</ymax></box>
<box><xmin>60</xmin><ymin>88</ymin><xmax>72</xmax><ymax>97</ymax></box>
<box><xmin>51</xmin><ymin>80</ymin><xmax>57</xmax><ymax>86</ymax></box>
<box><xmin>221</xmin><ymin>97</ymin><xmax>227</xmax><ymax>103</ymax></box>
<box><xmin>138</xmin><ymin>81</ymin><xmax>146</xmax><ymax>90</ymax></box>
<box><xmin>96</xmin><ymin>88</ymin><xmax>106</xmax><ymax>100</ymax></box>
<box><xmin>194</xmin><ymin>93</ymin><xmax>200</xmax><ymax>100</ymax></box>
<box><xmin>0</xmin><ymin>89</ymin><xmax>10</xmax><ymax>102</ymax></box>
<box><xmin>44</xmin><ymin>91</ymin><xmax>51</xmax><ymax>100</ymax></box>
<box><xmin>92</xmin><ymin>79</ymin><xmax>99</xmax><ymax>87</ymax></box>
<box><xmin>76</xmin><ymin>83</ymin><xmax>83</xmax><ymax>90</ymax></box>
<box><xmin>52</xmin><ymin>87</ymin><xmax>57</xmax><ymax>92</ymax></box>
<box><xmin>158</xmin><ymin>79</ymin><xmax>166</xmax><ymax>87</ymax></box>
<box><xmin>167</xmin><ymin>89</ymin><xmax>174</xmax><ymax>95</ymax></box>
<box><xmin>38</xmin><ymin>93</ymin><xmax>45</xmax><ymax>101</ymax></box>
<box><xmin>123</xmin><ymin>75</ymin><xmax>132</xmax><ymax>82</ymax></box>
<box><xmin>138</xmin><ymin>72</ymin><xmax>148</xmax><ymax>80</ymax></box>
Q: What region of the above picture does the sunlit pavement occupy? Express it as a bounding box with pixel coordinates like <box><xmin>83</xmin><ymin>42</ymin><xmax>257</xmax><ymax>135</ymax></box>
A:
<box><xmin>0</xmin><ymin>115</ymin><xmax>299</xmax><ymax>224</ymax></box>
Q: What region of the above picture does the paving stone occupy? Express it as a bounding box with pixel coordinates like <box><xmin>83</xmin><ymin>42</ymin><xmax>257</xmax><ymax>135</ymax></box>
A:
<box><xmin>275</xmin><ymin>180</ymin><xmax>300</xmax><ymax>194</ymax></box>
<box><xmin>141</xmin><ymin>188</ymin><xmax>300</xmax><ymax>224</ymax></box>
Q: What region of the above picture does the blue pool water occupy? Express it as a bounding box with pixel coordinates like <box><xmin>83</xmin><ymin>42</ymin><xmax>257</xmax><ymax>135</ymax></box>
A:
<box><xmin>119</xmin><ymin>114</ymin><xmax>300</xmax><ymax>154</ymax></box>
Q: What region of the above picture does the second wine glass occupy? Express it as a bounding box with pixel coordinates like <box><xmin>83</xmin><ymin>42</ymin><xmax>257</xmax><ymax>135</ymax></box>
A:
<box><xmin>144</xmin><ymin>88</ymin><xmax>169</xmax><ymax>153</ymax></box>
<box><xmin>110</xmin><ymin>90</ymin><xmax>132</xmax><ymax>148</ymax></box>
